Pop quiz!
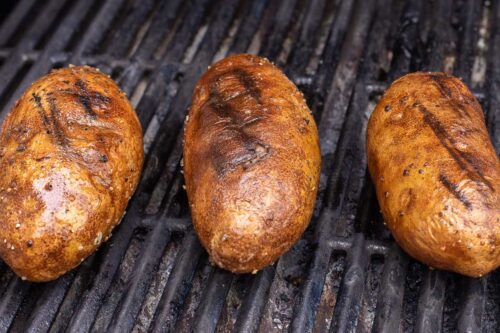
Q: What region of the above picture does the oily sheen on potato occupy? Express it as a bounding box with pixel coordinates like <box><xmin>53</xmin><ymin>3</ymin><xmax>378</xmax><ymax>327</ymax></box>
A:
<box><xmin>0</xmin><ymin>66</ymin><xmax>144</xmax><ymax>282</ymax></box>
<box><xmin>367</xmin><ymin>72</ymin><xmax>499</xmax><ymax>277</ymax></box>
<box><xmin>183</xmin><ymin>54</ymin><xmax>321</xmax><ymax>273</ymax></box>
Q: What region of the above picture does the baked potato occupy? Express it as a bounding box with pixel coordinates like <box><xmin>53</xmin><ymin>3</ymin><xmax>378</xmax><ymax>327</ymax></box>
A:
<box><xmin>367</xmin><ymin>72</ymin><xmax>500</xmax><ymax>277</ymax></box>
<box><xmin>0</xmin><ymin>66</ymin><xmax>144</xmax><ymax>282</ymax></box>
<box><xmin>183</xmin><ymin>54</ymin><xmax>321</xmax><ymax>273</ymax></box>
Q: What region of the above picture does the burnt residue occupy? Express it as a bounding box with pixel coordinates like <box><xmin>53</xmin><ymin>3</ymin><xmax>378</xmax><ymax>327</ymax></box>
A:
<box><xmin>428</xmin><ymin>74</ymin><xmax>471</xmax><ymax>119</ymax></box>
<box><xmin>206</xmin><ymin>68</ymin><xmax>269</xmax><ymax>176</ymax></box>
<box><xmin>439</xmin><ymin>173</ymin><xmax>473</xmax><ymax>210</ymax></box>
<box><xmin>415</xmin><ymin>103</ymin><xmax>493</xmax><ymax>191</ymax></box>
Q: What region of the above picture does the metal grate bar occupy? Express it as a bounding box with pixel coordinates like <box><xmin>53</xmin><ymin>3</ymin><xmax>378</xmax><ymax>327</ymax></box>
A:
<box><xmin>454</xmin><ymin>0</ymin><xmax>481</xmax><ymax>83</ymax></box>
<box><xmin>329</xmin><ymin>234</ymin><xmax>369</xmax><ymax>332</ymax></box>
<box><xmin>152</xmin><ymin>233</ymin><xmax>202</xmax><ymax>332</ymax></box>
<box><xmin>233</xmin><ymin>266</ymin><xmax>275</xmax><ymax>332</ymax></box>
<box><xmin>457</xmin><ymin>278</ymin><xmax>487</xmax><ymax>332</ymax></box>
<box><xmin>0</xmin><ymin>0</ymin><xmax>37</xmax><ymax>46</ymax></box>
<box><xmin>426</xmin><ymin>0</ymin><xmax>454</xmax><ymax>72</ymax></box>
<box><xmin>310</xmin><ymin>0</ymin><xmax>355</xmax><ymax>105</ymax></box>
<box><xmin>484</xmin><ymin>270</ymin><xmax>500</xmax><ymax>331</ymax></box>
<box><xmin>317</xmin><ymin>0</ymin><xmax>374</xmax><ymax>176</ymax></box>
<box><xmin>161</xmin><ymin>0</ymin><xmax>213</xmax><ymax>63</ymax></box>
<box><xmin>106</xmin><ymin>0</ymin><xmax>158</xmax><ymax>58</ymax></box>
<box><xmin>227</xmin><ymin>0</ymin><xmax>269</xmax><ymax>54</ymax></box>
<box><xmin>287</xmin><ymin>0</ymin><xmax>327</xmax><ymax>74</ymax></box>
<box><xmin>0</xmin><ymin>265</ymin><xmax>14</xmax><ymax>299</ymax></box>
<box><xmin>0</xmin><ymin>0</ymin><xmax>97</xmax><ymax>123</ymax></box>
<box><xmin>414</xmin><ymin>271</ymin><xmax>448</xmax><ymax>333</ymax></box>
<box><xmin>0</xmin><ymin>0</ymin><xmax>69</xmax><ymax>104</ymax></box>
<box><xmin>372</xmin><ymin>245</ymin><xmax>408</xmax><ymax>333</ymax></box>
<box><xmin>192</xmin><ymin>269</ymin><xmax>234</xmax><ymax>332</ymax></box>
<box><xmin>290</xmin><ymin>1</ymin><xmax>383</xmax><ymax>330</ymax></box>
<box><xmin>21</xmin><ymin>273</ymin><xmax>76</xmax><ymax>332</ymax></box>
<box><xmin>150</xmin><ymin>232</ymin><xmax>203</xmax><ymax>333</ymax></box>
<box><xmin>47</xmin><ymin>255</ymin><xmax>98</xmax><ymax>333</ymax></box>
<box><xmin>258</xmin><ymin>0</ymin><xmax>299</xmax><ymax>59</ymax></box>
<box><xmin>70</xmin><ymin>0</ymin><xmax>126</xmax><ymax>59</ymax></box>
<box><xmin>133</xmin><ymin>0</ymin><xmax>184</xmax><ymax>61</ymax></box>
<box><xmin>106</xmin><ymin>218</ymin><xmax>172</xmax><ymax>332</ymax></box>
<box><xmin>487</xmin><ymin>0</ymin><xmax>500</xmax><ymax>153</ymax></box>
<box><xmin>0</xmin><ymin>277</ymin><xmax>29</xmax><ymax>331</ymax></box>
<box><xmin>387</xmin><ymin>0</ymin><xmax>422</xmax><ymax>81</ymax></box>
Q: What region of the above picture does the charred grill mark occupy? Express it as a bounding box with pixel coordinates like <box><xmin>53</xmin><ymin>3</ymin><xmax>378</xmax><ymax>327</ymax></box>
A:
<box><xmin>77</xmin><ymin>94</ymin><xmax>95</xmax><ymax>119</ymax></box>
<box><xmin>460</xmin><ymin>151</ymin><xmax>488</xmax><ymax>174</ymax></box>
<box><xmin>416</xmin><ymin>103</ymin><xmax>494</xmax><ymax>191</ymax></box>
<box><xmin>32</xmin><ymin>93</ymin><xmax>51</xmax><ymax>132</ymax></box>
<box><xmin>207</xmin><ymin>68</ymin><xmax>268</xmax><ymax>175</ymax></box>
<box><xmin>75</xmin><ymin>80</ymin><xmax>97</xmax><ymax>119</ymax></box>
<box><xmin>429</xmin><ymin>74</ymin><xmax>471</xmax><ymax>119</ymax></box>
<box><xmin>230</xmin><ymin>68</ymin><xmax>262</xmax><ymax>104</ymax></box>
<box><xmin>32</xmin><ymin>92</ymin><xmax>42</xmax><ymax>107</ymax></box>
<box><xmin>74</xmin><ymin>80</ymin><xmax>111</xmax><ymax>119</ymax></box>
<box><xmin>439</xmin><ymin>173</ymin><xmax>473</xmax><ymax>209</ymax></box>
<box><xmin>75</xmin><ymin>79</ymin><xmax>86</xmax><ymax>91</ymax></box>
<box><xmin>47</xmin><ymin>96</ymin><xmax>69</xmax><ymax>146</ymax></box>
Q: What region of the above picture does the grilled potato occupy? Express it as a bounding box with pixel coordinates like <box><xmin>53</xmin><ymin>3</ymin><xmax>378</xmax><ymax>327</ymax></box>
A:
<box><xmin>367</xmin><ymin>72</ymin><xmax>500</xmax><ymax>277</ymax></box>
<box><xmin>0</xmin><ymin>66</ymin><xmax>144</xmax><ymax>282</ymax></box>
<box><xmin>183</xmin><ymin>54</ymin><xmax>321</xmax><ymax>273</ymax></box>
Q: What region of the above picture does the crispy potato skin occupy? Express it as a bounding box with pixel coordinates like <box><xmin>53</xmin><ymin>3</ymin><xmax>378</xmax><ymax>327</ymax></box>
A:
<box><xmin>367</xmin><ymin>72</ymin><xmax>500</xmax><ymax>277</ymax></box>
<box><xmin>183</xmin><ymin>54</ymin><xmax>321</xmax><ymax>273</ymax></box>
<box><xmin>0</xmin><ymin>66</ymin><xmax>143</xmax><ymax>282</ymax></box>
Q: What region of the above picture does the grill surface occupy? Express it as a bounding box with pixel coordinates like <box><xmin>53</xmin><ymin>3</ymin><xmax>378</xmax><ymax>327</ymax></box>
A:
<box><xmin>0</xmin><ymin>0</ymin><xmax>498</xmax><ymax>332</ymax></box>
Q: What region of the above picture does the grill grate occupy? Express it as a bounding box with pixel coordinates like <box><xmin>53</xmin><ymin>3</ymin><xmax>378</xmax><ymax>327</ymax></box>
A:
<box><xmin>0</xmin><ymin>0</ymin><xmax>498</xmax><ymax>332</ymax></box>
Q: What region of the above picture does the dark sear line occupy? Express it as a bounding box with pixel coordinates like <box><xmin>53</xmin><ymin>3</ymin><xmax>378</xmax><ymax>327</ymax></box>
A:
<box><xmin>31</xmin><ymin>93</ymin><xmax>51</xmax><ymax>132</ymax></box>
<box><xmin>439</xmin><ymin>173</ymin><xmax>473</xmax><ymax>210</ymax></box>
<box><xmin>428</xmin><ymin>74</ymin><xmax>471</xmax><ymax>119</ymax></box>
<box><xmin>75</xmin><ymin>80</ymin><xmax>97</xmax><ymax>119</ymax></box>
<box><xmin>415</xmin><ymin>103</ymin><xmax>494</xmax><ymax>193</ymax></box>
<box><xmin>206</xmin><ymin>68</ymin><xmax>269</xmax><ymax>176</ymax></box>
<box><xmin>46</xmin><ymin>95</ymin><xmax>69</xmax><ymax>147</ymax></box>
<box><xmin>77</xmin><ymin>94</ymin><xmax>96</xmax><ymax>119</ymax></box>
<box><xmin>230</xmin><ymin>68</ymin><xmax>262</xmax><ymax>104</ymax></box>
<box><xmin>32</xmin><ymin>92</ymin><xmax>101</xmax><ymax>167</ymax></box>
<box><xmin>32</xmin><ymin>80</ymin><xmax>111</xmax><ymax>147</ymax></box>
<box><xmin>75</xmin><ymin>79</ymin><xmax>110</xmax><ymax>119</ymax></box>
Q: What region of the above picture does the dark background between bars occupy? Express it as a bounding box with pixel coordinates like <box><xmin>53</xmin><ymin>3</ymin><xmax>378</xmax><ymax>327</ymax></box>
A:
<box><xmin>0</xmin><ymin>0</ymin><xmax>498</xmax><ymax>332</ymax></box>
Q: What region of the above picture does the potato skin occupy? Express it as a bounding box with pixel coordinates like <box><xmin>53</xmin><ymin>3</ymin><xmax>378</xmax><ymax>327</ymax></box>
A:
<box><xmin>367</xmin><ymin>72</ymin><xmax>500</xmax><ymax>277</ymax></box>
<box><xmin>183</xmin><ymin>54</ymin><xmax>321</xmax><ymax>273</ymax></box>
<box><xmin>0</xmin><ymin>66</ymin><xmax>143</xmax><ymax>282</ymax></box>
